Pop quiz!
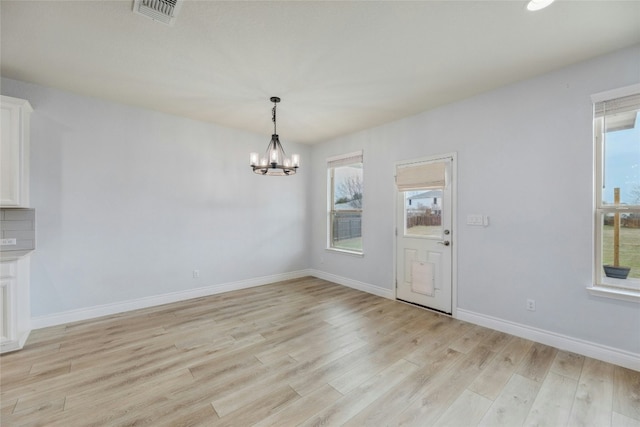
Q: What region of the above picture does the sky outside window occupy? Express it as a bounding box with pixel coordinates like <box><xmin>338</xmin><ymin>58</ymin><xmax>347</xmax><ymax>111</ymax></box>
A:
<box><xmin>603</xmin><ymin>113</ymin><xmax>640</xmax><ymax>205</ymax></box>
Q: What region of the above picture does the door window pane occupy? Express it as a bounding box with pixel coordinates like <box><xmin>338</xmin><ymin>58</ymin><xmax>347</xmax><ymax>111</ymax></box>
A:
<box><xmin>405</xmin><ymin>189</ymin><xmax>442</xmax><ymax>237</ymax></box>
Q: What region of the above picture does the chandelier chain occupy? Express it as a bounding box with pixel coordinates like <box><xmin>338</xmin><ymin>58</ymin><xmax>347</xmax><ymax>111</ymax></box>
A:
<box><xmin>272</xmin><ymin>103</ymin><xmax>277</xmax><ymax>134</ymax></box>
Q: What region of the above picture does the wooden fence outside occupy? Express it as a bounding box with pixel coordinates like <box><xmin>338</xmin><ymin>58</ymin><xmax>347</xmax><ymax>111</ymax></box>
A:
<box><xmin>603</xmin><ymin>217</ymin><xmax>640</xmax><ymax>228</ymax></box>
<box><xmin>407</xmin><ymin>212</ymin><xmax>442</xmax><ymax>228</ymax></box>
<box><xmin>332</xmin><ymin>212</ymin><xmax>362</xmax><ymax>242</ymax></box>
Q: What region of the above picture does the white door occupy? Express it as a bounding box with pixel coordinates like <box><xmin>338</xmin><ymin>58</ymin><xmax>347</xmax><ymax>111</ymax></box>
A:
<box><xmin>396</xmin><ymin>156</ymin><xmax>453</xmax><ymax>314</ymax></box>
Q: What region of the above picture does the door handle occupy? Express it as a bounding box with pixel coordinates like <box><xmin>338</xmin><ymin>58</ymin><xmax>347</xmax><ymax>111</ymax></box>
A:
<box><xmin>437</xmin><ymin>240</ymin><xmax>450</xmax><ymax>246</ymax></box>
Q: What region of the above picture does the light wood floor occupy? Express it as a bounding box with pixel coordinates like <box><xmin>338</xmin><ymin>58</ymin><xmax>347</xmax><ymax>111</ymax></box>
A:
<box><xmin>1</xmin><ymin>277</ymin><xmax>639</xmax><ymax>427</ymax></box>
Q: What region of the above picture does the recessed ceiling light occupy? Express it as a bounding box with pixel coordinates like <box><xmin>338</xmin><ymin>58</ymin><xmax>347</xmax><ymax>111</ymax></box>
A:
<box><xmin>527</xmin><ymin>0</ymin><xmax>555</xmax><ymax>11</ymax></box>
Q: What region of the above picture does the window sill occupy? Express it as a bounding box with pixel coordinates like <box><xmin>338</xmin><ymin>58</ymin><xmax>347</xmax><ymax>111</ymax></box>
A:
<box><xmin>325</xmin><ymin>248</ymin><xmax>364</xmax><ymax>257</ymax></box>
<box><xmin>587</xmin><ymin>285</ymin><xmax>640</xmax><ymax>303</ymax></box>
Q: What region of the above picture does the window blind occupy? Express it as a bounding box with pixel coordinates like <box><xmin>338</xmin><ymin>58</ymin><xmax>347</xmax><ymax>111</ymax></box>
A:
<box><xmin>396</xmin><ymin>161</ymin><xmax>445</xmax><ymax>191</ymax></box>
<box><xmin>594</xmin><ymin>93</ymin><xmax>640</xmax><ymax>117</ymax></box>
<box><xmin>327</xmin><ymin>151</ymin><xmax>363</xmax><ymax>168</ymax></box>
<box><xmin>595</xmin><ymin>93</ymin><xmax>640</xmax><ymax>133</ymax></box>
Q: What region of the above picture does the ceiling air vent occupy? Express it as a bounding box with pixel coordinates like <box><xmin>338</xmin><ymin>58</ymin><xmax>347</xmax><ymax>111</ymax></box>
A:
<box><xmin>132</xmin><ymin>0</ymin><xmax>183</xmax><ymax>26</ymax></box>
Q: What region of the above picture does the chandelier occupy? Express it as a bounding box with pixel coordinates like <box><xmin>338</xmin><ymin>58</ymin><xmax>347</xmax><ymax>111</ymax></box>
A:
<box><xmin>250</xmin><ymin>97</ymin><xmax>299</xmax><ymax>176</ymax></box>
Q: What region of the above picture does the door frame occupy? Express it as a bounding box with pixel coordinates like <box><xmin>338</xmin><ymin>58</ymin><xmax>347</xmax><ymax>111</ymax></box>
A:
<box><xmin>393</xmin><ymin>152</ymin><xmax>458</xmax><ymax>317</ymax></box>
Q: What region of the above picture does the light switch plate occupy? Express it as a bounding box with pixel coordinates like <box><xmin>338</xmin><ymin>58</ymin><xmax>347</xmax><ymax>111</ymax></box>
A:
<box><xmin>467</xmin><ymin>214</ymin><xmax>489</xmax><ymax>227</ymax></box>
<box><xmin>467</xmin><ymin>214</ymin><xmax>483</xmax><ymax>226</ymax></box>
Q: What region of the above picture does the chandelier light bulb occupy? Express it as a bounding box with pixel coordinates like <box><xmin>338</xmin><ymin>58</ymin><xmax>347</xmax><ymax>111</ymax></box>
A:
<box><xmin>249</xmin><ymin>152</ymin><xmax>258</xmax><ymax>166</ymax></box>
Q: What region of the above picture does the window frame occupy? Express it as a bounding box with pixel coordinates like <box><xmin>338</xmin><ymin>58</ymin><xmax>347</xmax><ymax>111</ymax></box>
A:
<box><xmin>327</xmin><ymin>151</ymin><xmax>364</xmax><ymax>255</ymax></box>
<box><xmin>590</xmin><ymin>84</ymin><xmax>640</xmax><ymax>302</ymax></box>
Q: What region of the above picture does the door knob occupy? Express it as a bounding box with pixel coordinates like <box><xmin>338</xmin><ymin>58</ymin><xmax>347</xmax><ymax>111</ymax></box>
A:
<box><xmin>437</xmin><ymin>240</ymin><xmax>450</xmax><ymax>246</ymax></box>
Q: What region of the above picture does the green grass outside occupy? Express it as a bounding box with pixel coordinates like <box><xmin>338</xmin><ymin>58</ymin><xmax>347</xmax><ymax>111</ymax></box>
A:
<box><xmin>602</xmin><ymin>225</ymin><xmax>640</xmax><ymax>279</ymax></box>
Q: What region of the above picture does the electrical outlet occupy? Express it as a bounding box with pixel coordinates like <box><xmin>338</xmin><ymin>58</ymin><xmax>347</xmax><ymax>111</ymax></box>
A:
<box><xmin>193</xmin><ymin>270</ymin><xmax>200</xmax><ymax>278</ymax></box>
<box><xmin>526</xmin><ymin>299</ymin><xmax>536</xmax><ymax>311</ymax></box>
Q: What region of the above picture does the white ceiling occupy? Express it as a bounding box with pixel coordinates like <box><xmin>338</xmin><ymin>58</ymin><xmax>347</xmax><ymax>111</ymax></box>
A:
<box><xmin>2</xmin><ymin>1</ymin><xmax>639</xmax><ymax>144</ymax></box>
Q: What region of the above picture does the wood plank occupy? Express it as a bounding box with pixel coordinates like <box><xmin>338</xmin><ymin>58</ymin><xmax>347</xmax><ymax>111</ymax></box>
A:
<box><xmin>478</xmin><ymin>374</ymin><xmax>541</xmax><ymax>427</ymax></box>
<box><xmin>147</xmin><ymin>403</ymin><xmax>219</xmax><ymax>427</ymax></box>
<box><xmin>211</xmin><ymin>338</ymin><xmax>365</xmax><ymax>417</ymax></box>
<box><xmin>478</xmin><ymin>330</ymin><xmax>513</xmax><ymax>354</ymax></box>
<box><xmin>327</xmin><ymin>325</ymin><xmax>436</xmax><ymax>395</ymax></box>
<box><xmin>433</xmin><ymin>389</ymin><xmax>493</xmax><ymax>427</ymax></box>
<box><xmin>469</xmin><ymin>336</ymin><xmax>533</xmax><ymax>400</ymax></box>
<box><xmin>253</xmin><ymin>384</ymin><xmax>343</xmax><ymax>427</ymax></box>
<box><xmin>299</xmin><ymin>358</ymin><xmax>419</xmax><ymax>426</ymax></box>
<box><xmin>403</xmin><ymin>318</ymin><xmax>473</xmax><ymax>367</ymax></box>
<box><xmin>613</xmin><ymin>365</ymin><xmax>640</xmax><ymax>421</ymax></box>
<box><xmin>567</xmin><ymin>356</ymin><xmax>614</xmax><ymax>427</ymax></box>
<box><xmin>10</xmin><ymin>397</ymin><xmax>66</xmax><ymax>423</ymax></box>
<box><xmin>343</xmin><ymin>347</ymin><xmax>463</xmax><ymax>427</ymax></box>
<box><xmin>392</xmin><ymin>345</ymin><xmax>496</xmax><ymax>426</ymax></box>
<box><xmin>448</xmin><ymin>324</ymin><xmax>495</xmax><ymax>354</ymax></box>
<box><xmin>517</xmin><ymin>342</ymin><xmax>557</xmax><ymax>382</ymax></box>
<box><xmin>287</xmin><ymin>344</ymin><xmax>378</xmax><ymax>396</ymax></box>
<box><xmin>523</xmin><ymin>371</ymin><xmax>578</xmax><ymax>426</ymax></box>
<box><xmin>61</xmin><ymin>367</ymin><xmax>197</xmax><ymax>417</ymax></box>
<box><xmin>211</xmin><ymin>385</ymin><xmax>301</xmax><ymax>427</ymax></box>
<box><xmin>550</xmin><ymin>350</ymin><xmax>585</xmax><ymax>380</ymax></box>
<box><xmin>612</xmin><ymin>411</ymin><xmax>640</xmax><ymax>427</ymax></box>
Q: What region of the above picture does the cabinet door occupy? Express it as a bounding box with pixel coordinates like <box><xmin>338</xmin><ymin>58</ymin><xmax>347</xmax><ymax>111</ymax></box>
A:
<box><xmin>0</xmin><ymin>104</ymin><xmax>21</xmax><ymax>206</ymax></box>
<box><xmin>0</xmin><ymin>261</ymin><xmax>17</xmax><ymax>345</ymax></box>
<box><xmin>0</xmin><ymin>96</ymin><xmax>31</xmax><ymax>207</ymax></box>
<box><xmin>0</xmin><ymin>279</ymin><xmax>15</xmax><ymax>343</ymax></box>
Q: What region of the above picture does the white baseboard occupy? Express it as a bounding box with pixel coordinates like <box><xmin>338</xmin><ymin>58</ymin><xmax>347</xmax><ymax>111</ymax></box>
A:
<box><xmin>308</xmin><ymin>269</ymin><xmax>394</xmax><ymax>299</ymax></box>
<box><xmin>457</xmin><ymin>308</ymin><xmax>640</xmax><ymax>372</ymax></box>
<box><xmin>308</xmin><ymin>273</ymin><xmax>639</xmax><ymax>371</ymax></box>
<box><xmin>30</xmin><ymin>270</ymin><xmax>311</xmax><ymax>329</ymax></box>
<box><xmin>30</xmin><ymin>269</ymin><xmax>389</xmax><ymax>330</ymax></box>
<box><xmin>29</xmin><ymin>270</ymin><xmax>639</xmax><ymax>372</ymax></box>
<box><xmin>0</xmin><ymin>330</ymin><xmax>30</xmax><ymax>354</ymax></box>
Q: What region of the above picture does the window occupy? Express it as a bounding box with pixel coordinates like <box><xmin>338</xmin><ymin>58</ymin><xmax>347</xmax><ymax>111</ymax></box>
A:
<box><xmin>404</xmin><ymin>189</ymin><xmax>443</xmax><ymax>238</ymax></box>
<box><xmin>328</xmin><ymin>151</ymin><xmax>363</xmax><ymax>253</ymax></box>
<box><xmin>396</xmin><ymin>160</ymin><xmax>447</xmax><ymax>238</ymax></box>
<box><xmin>593</xmin><ymin>86</ymin><xmax>640</xmax><ymax>295</ymax></box>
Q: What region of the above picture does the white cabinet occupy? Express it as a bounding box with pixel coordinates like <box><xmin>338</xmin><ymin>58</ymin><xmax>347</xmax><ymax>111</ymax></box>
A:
<box><xmin>0</xmin><ymin>255</ymin><xmax>30</xmax><ymax>353</ymax></box>
<box><xmin>1</xmin><ymin>95</ymin><xmax>32</xmax><ymax>207</ymax></box>
<box><xmin>0</xmin><ymin>96</ymin><xmax>33</xmax><ymax>353</ymax></box>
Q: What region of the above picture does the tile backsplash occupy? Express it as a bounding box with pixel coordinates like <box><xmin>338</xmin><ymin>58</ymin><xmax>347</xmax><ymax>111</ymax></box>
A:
<box><xmin>0</xmin><ymin>208</ymin><xmax>35</xmax><ymax>252</ymax></box>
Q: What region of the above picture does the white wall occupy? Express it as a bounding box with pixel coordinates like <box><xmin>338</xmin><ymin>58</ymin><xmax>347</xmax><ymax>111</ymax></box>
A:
<box><xmin>1</xmin><ymin>78</ymin><xmax>310</xmax><ymax>318</ymax></box>
<box><xmin>309</xmin><ymin>45</ymin><xmax>640</xmax><ymax>356</ymax></box>
<box><xmin>2</xmin><ymin>45</ymin><xmax>638</xmax><ymax>362</ymax></box>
